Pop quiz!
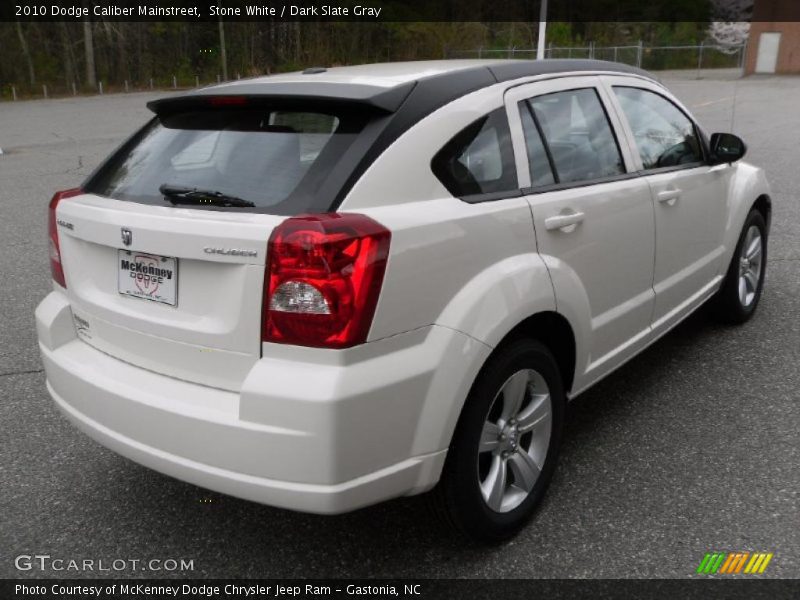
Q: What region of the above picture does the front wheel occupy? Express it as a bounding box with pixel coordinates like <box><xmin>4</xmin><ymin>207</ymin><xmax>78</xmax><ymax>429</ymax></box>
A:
<box><xmin>430</xmin><ymin>339</ymin><xmax>565</xmax><ymax>543</ymax></box>
<box><xmin>711</xmin><ymin>209</ymin><xmax>768</xmax><ymax>324</ymax></box>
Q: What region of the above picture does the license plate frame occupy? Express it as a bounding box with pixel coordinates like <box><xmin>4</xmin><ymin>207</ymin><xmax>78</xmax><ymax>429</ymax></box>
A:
<box><xmin>117</xmin><ymin>249</ymin><xmax>178</xmax><ymax>307</ymax></box>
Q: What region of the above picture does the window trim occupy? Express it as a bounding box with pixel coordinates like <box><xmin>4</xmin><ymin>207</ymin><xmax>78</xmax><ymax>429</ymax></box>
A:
<box><xmin>520</xmin><ymin>171</ymin><xmax>640</xmax><ymax>196</ymax></box>
<box><xmin>458</xmin><ymin>189</ymin><xmax>525</xmax><ymax>204</ymax></box>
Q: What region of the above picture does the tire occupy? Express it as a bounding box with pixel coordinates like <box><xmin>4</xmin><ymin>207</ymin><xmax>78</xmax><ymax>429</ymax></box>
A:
<box><xmin>711</xmin><ymin>209</ymin><xmax>768</xmax><ymax>324</ymax></box>
<box><xmin>430</xmin><ymin>338</ymin><xmax>565</xmax><ymax>543</ymax></box>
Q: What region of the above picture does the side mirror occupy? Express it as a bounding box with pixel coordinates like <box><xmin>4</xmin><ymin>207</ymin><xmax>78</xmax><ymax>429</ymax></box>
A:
<box><xmin>709</xmin><ymin>132</ymin><xmax>746</xmax><ymax>164</ymax></box>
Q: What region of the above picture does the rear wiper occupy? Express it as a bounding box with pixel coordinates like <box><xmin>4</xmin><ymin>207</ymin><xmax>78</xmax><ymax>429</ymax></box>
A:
<box><xmin>159</xmin><ymin>184</ymin><xmax>255</xmax><ymax>208</ymax></box>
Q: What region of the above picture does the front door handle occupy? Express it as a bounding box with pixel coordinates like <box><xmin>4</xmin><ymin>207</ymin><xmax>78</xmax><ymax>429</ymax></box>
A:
<box><xmin>544</xmin><ymin>211</ymin><xmax>585</xmax><ymax>232</ymax></box>
<box><xmin>657</xmin><ymin>189</ymin><xmax>681</xmax><ymax>205</ymax></box>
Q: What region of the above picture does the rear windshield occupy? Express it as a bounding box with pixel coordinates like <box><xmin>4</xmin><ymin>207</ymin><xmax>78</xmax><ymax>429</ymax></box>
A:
<box><xmin>84</xmin><ymin>107</ymin><xmax>370</xmax><ymax>215</ymax></box>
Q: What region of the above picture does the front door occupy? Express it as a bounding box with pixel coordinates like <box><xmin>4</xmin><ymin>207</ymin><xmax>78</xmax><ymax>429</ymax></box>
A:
<box><xmin>606</xmin><ymin>82</ymin><xmax>729</xmax><ymax>329</ymax></box>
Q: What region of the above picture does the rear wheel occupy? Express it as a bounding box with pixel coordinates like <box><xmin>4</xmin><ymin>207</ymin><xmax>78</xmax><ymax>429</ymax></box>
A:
<box><xmin>711</xmin><ymin>209</ymin><xmax>767</xmax><ymax>324</ymax></box>
<box><xmin>431</xmin><ymin>339</ymin><xmax>564</xmax><ymax>543</ymax></box>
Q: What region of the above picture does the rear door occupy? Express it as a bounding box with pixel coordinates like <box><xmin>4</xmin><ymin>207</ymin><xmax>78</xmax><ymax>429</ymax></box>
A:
<box><xmin>505</xmin><ymin>76</ymin><xmax>656</xmax><ymax>382</ymax></box>
<box><xmin>56</xmin><ymin>103</ymin><xmax>369</xmax><ymax>391</ymax></box>
<box><xmin>603</xmin><ymin>77</ymin><xmax>729</xmax><ymax>330</ymax></box>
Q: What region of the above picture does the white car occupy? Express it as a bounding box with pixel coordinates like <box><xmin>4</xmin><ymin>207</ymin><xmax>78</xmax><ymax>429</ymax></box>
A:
<box><xmin>37</xmin><ymin>60</ymin><xmax>770</xmax><ymax>541</ymax></box>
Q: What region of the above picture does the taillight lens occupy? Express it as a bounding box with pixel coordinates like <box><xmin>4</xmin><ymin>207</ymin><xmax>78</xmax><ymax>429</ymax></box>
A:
<box><xmin>48</xmin><ymin>188</ymin><xmax>82</xmax><ymax>288</ymax></box>
<box><xmin>263</xmin><ymin>213</ymin><xmax>391</xmax><ymax>348</ymax></box>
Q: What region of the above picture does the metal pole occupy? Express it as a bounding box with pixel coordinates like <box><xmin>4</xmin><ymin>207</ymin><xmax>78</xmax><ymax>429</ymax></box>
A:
<box><xmin>72</xmin><ymin>82</ymin><xmax>76</xmax><ymax>96</ymax></box>
<box><xmin>195</xmin><ymin>75</ymin><xmax>200</xmax><ymax>87</ymax></box>
<box><xmin>637</xmin><ymin>40</ymin><xmax>643</xmax><ymax>68</ymax></box>
<box><xmin>172</xmin><ymin>75</ymin><xmax>177</xmax><ymax>89</ymax></box>
<box><xmin>43</xmin><ymin>84</ymin><xmax>47</xmax><ymax>99</ymax></box>
<box><xmin>614</xmin><ymin>46</ymin><xmax>618</xmax><ymax>62</ymax></box>
<box><xmin>740</xmin><ymin>40</ymin><xmax>748</xmax><ymax>76</ymax></box>
<box><xmin>12</xmin><ymin>85</ymin><xmax>17</xmax><ymax>101</ymax></box>
<box><xmin>696</xmin><ymin>41</ymin><xmax>704</xmax><ymax>79</ymax></box>
<box><xmin>124</xmin><ymin>80</ymin><xmax>129</xmax><ymax>92</ymax></box>
<box><xmin>98</xmin><ymin>81</ymin><xmax>103</xmax><ymax>94</ymax></box>
<box><xmin>218</xmin><ymin>6</ymin><xmax>228</xmax><ymax>81</ymax></box>
<box><xmin>149</xmin><ymin>78</ymin><xmax>153</xmax><ymax>90</ymax></box>
<box><xmin>536</xmin><ymin>0</ymin><xmax>548</xmax><ymax>60</ymax></box>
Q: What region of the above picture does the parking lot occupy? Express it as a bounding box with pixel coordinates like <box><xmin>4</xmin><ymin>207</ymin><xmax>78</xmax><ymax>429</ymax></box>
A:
<box><xmin>1</xmin><ymin>73</ymin><xmax>798</xmax><ymax>578</ymax></box>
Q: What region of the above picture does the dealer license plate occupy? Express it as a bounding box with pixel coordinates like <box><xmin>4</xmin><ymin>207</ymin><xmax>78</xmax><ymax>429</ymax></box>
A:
<box><xmin>117</xmin><ymin>250</ymin><xmax>178</xmax><ymax>306</ymax></box>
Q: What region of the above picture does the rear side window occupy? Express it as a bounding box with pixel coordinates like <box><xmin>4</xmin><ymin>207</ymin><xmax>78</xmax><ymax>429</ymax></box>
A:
<box><xmin>527</xmin><ymin>88</ymin><xmax>625</xmax><ymax>184</ymax></box>
<box><xmin>612</xmin><ymin>86</ymin><xmax>703</xmax><ymax>169</ymax></box>
<box><xmin>84</xmin><ymin>107</ymin><xmax>368</xmax><ymax>215</ymax></box>
<box><xmin>431</xmin><ymin>108</ymin><xmax>518</xmax><ymax>198</ymax></box>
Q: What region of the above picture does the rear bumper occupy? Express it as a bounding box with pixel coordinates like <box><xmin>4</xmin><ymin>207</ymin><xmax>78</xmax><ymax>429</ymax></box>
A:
<box><xmin>36</xmin><ymin>291</ymin><xmax>490</xmax><ymax>514</ymax></box>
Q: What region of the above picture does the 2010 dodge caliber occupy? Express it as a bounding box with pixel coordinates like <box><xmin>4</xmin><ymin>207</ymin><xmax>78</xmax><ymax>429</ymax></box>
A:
<box><xmin>37</xmin><ymin>60</ymin><xmax>770</xmax><ymax>541</ymax></box>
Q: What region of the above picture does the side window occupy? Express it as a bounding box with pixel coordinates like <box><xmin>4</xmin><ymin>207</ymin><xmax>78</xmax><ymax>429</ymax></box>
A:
<box><xmin>432</xmin><ymin>108</ymin><xmax>517</xmax><ymax>198</ymax></box>
<box><xmin>527</xmin><ymin>88</ymin><xmax>625</xmax><ymax>184</ymax></box>
<box><xmin>613</xmin><ymin>86</ymin><xmax>703</xmax><ymax>169</ymax></box>
<box><xmin>518</xmin><ymin>102</ymin><xmax>556</xmax><ymax>188</ymax></box>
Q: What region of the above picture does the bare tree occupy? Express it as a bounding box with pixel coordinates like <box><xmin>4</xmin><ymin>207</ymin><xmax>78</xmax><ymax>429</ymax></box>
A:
<box><xmin>15</xmin><ymin>22</ymin><xmax>36</xmax><ymax>85</ymax></box>
<box><xmin>83</xmin><ymin>20</ymin><xmax>96</xmax><ymax>89</ymax></box>
<box><xmin>59</xmin><ymin>22</ymin><xmax>77</xmax><ymax>87</ymax></box>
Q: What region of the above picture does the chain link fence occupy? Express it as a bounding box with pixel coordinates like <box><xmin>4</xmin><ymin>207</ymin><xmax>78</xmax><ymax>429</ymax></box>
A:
<box><xmin>449</xmin><ymin>42</ymin><xmax>747</xmax><ymax>77</ymax></box>
<box><xmin>4</xmin><ymin>42</ymin><xmax>747</xmax><ymax>101</ymax></box>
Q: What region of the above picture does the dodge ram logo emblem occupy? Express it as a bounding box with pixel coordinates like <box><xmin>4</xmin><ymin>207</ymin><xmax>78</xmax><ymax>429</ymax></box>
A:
<box><xmin>121</xmin><ymin>228</ymin><xmax>132</xmax><ymax>246</ymax></box>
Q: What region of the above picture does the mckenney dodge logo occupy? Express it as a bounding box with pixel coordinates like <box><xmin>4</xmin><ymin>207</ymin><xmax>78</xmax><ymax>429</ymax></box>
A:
<box><xmin>121</xmin><ymin>257</ymin><xmax>173</xmax><ymax>287</ymax></box>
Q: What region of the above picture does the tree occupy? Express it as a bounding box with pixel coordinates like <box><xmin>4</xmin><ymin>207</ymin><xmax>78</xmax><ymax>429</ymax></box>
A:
<box><xmin>83</xmin><ymin>20</ymin><xmax>96</xmax><ymax>89</ymax></box>
<box><xmin>707</xmin><ymin>0</ymin><xmax>752</xmax><ymax>52</ymax></box>
<box><xmin>15</xmin><ymin>22</ymin><xmax>35</xmax><ymax>85</ymax></box>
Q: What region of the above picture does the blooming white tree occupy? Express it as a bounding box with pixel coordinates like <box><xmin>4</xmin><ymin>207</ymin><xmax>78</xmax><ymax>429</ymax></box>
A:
<box><xmin>708</xmin><ymin>0</ymin><xmax>753</xmax><ymax>52</ymax></box>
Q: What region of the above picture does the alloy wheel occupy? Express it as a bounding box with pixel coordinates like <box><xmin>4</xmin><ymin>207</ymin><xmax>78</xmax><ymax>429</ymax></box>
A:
<box><xmin>478</xmin><ymin>369</ymin><xmax>552</xmax><ymax>513</ymax></box>
<box><xmin>738</xmin><ymin>225</ymin><xmax>763</xmax><ymax>307</ymax></box>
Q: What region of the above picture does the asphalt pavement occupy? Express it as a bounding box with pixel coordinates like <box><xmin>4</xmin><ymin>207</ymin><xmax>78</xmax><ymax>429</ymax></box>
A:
<box><xmin>0</xmin><ymin>74</ymin><xmax>798</xmax><ymax>579</ymax></box>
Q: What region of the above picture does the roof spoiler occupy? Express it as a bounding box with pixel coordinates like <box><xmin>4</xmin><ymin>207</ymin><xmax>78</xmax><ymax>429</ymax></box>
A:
<box><xmin>147</xmin><ymin>80</ymin><xmax>416</xmax><ymax>116</ymax></box>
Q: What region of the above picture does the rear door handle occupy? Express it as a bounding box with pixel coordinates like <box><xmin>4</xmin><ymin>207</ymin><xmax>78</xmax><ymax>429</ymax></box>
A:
<box><xmin>656</xmin><ymin>189</ymin><xmax>681</xmax><ymax>205</ymax></box>
<box><xmin>544</xmin><ymin>211</ymin><xmax>585</xmax><ymax>231</ymax></box>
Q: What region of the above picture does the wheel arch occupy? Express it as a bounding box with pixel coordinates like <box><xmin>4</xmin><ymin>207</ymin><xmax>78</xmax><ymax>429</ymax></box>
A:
<box><xmin>491</xmin><ymin>311</ymin><xmax>577</xmax><ymax>395</ymax></box>
<box><xmin>751</xmin><ymin>193</ymin><xmax>772</xmax><ymax>232</ymax></box>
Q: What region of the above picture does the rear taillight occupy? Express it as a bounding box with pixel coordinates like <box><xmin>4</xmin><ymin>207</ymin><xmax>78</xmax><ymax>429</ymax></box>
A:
<box><xmin>48</xmin><ymin>188</ymin><xmax>82</xmax><ymax>288</ymax></box>
<box><xmin>263</xmin><ymin>213</ymin><xmax>391</xmax><ymax>349</ymax></box>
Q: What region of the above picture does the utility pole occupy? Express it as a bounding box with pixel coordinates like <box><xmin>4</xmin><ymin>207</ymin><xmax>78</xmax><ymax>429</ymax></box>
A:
<box><xmin>218</xmin><ymin>2</ymin><xmax>228</xmax><ymax>81</ymax></box>
<box><xmin>536</xmin><ymin>0</ymin><xmax>548</xmax><ymax>60</ymax></box>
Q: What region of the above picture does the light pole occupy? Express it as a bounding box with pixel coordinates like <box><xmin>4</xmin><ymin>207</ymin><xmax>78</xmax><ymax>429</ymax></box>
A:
<box><xmin>218</xmin><ymin>1</ymin><xmax>228</xmax><ymax>80</ymax></box>
<box><xmin>536</xmin><ymin>0</ymin><xmax>548</xmax><ymax>60</ymax></box>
